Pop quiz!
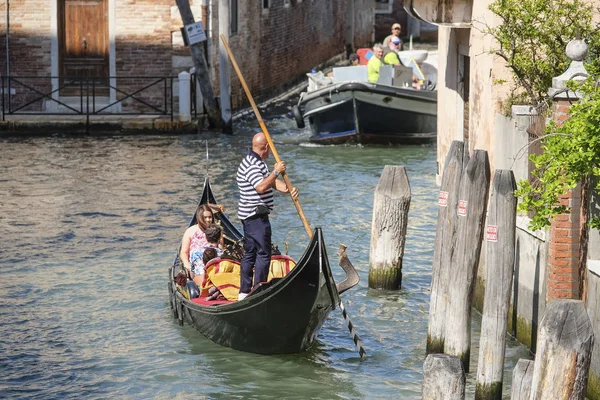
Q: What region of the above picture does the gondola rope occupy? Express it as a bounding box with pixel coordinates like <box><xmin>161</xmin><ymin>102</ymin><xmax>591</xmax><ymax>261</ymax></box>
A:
<box><xmin>339</xmin><ymin>301</ymin><xmax>366</xmax><ymax>358</ymax></box>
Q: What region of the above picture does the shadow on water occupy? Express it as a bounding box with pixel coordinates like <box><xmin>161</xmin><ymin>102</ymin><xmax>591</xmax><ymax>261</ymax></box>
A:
<box><xmin>179</xmin><ymin>327</ymin><xmax>363</xmax><ymax>400</ymax></box>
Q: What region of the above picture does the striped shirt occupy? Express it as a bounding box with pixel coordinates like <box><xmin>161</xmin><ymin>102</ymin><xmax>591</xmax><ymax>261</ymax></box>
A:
<box><xmin>237</xmin><ymin>151</ymin><xmax>274</xmax><ymax>220</ymax></box>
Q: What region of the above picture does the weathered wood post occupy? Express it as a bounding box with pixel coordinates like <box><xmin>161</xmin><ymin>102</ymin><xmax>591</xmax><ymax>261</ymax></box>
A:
<box><xmin>423</xmin><ymin>354</ymin><xmax>466</xmax><ymax>400</ymax></box>
<box><xmin>444</xmin><ymin>149</ymin><xmax>490</xmax><ymax>372</ymax></box>
<box><xmin>475</xmin><ymin>169</ymin><xmax>518</xmax><ymax>399</ymax></box>
<box><xmin>511</xmin><ymin>359</ymin><xmax>534</xmax><ymax>400</ymax></box>
<box><xmin>529</xmin><ymin>300</ymin><xmax>594</xmax><ymax>399</ymax></box>
<box><xmin>369</xmin><ymin>165</ymin><xmax>411</xmax><ymax>289</ymax></box>
<box><xmin>175</xmin><ymin>0</ymin><xmax>223</xmax><ymax>128</ymax></box>
<box><xmin>427</xmin><ymin>140</ymin><xmax>469</xmax><ymax>354</ymax></box>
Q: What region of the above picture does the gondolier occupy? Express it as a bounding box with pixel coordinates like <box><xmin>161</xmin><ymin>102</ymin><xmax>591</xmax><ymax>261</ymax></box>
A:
<box><xmin>237</xmin><ymin>132</ymin><xmax>298</xmax><ymax>301</ymax></box>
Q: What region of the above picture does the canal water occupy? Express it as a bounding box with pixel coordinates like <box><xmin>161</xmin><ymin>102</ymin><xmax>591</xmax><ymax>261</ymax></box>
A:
<box><xmin>0</xmin><ymin>109</ymin><xmax>531</xmax><ymax>399</ymax></box>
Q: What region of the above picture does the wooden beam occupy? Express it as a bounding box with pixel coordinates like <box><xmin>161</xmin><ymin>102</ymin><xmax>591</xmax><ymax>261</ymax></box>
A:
<box><xmin>175</xmin><ymin>0</ymin><xmax>223</xmax><ymax>128</ymax></box>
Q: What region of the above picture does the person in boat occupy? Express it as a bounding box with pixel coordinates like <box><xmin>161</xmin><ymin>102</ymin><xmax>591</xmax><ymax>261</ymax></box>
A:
<box><xmin>180</xmin><ymin>204</ymin><xmax>214</xmax><ymax>276</ymax></box>
<box><xmin>383</xmin><ymin>39</ymin><xmax>421</xmax><ymax>90</ymax></box>
<box><xmin>383</xmin><ymin>37</ymin><xmax>403</xmax><ymax>64</ymax></box>
<box><xmin>383</xmin><ymin>22</ymin><xmax>403</xmax><ymax>50</ymax></box>
<box><xmin>192</xmin><ymin>224</ymin><xmax>224</xmax><ymax>285</ymax></box>
<box><xmin>348</xmin><ymin>53</ymin><xmax>360</xmax><ymax>66</ymax></box>
<box><xmin>236</xmin><ymin>132</ymin><xmax>299</xmax><ymax>301</ymax></box>
<box><xmin>201</xmin><ymin>247</ymin><xmax>226</xmax><ymax>301</ymax></box>
<box><xmin>367</xmin><ymin>44</ymin><xmax>384</xmax><ymax>83</ymax></box>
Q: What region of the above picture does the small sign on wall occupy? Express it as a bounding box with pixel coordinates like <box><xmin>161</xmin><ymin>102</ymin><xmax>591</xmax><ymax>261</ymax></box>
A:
<box><xmin>181</xmin><ymin>21</ymin><xmax>207</xmax><ymax>46</ymax></box>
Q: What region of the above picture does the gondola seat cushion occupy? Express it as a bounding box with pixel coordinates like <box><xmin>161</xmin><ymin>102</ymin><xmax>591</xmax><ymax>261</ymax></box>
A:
<box><xmin>200</xmin><ymin>255</ymin><xmax>297</xmax><ymax>301</ymax></box>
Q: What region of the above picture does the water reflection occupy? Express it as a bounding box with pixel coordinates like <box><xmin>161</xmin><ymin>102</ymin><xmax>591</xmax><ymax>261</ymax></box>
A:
<box><xmin>180</xmin><ymin>327</ymin><xmax>363</xmax><ymax>399</ymax></box>
<box><xmin>0</xmin><ymin>111</ymin><xmax>530</xmax><ymax>399</ymax></box>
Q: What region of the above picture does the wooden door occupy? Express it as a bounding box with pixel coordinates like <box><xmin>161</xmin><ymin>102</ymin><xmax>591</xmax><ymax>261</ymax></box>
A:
<box><xmin>59</xmin><ymin>0</ymin><xmax>109</xmax><ymax>93</ymax></box>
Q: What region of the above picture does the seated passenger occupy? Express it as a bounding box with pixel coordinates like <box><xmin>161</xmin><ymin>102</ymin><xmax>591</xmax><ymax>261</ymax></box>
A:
<box><xmin>192</xmin><ymin>224</ymin><xmax>224</xmax><ymax>286</ymax></box>
<box><xmin>180</xmin><ymin>204</ymin><xmax>214</xmax><ymax>276</ymax></box>
<box><xmin>348</xmin><ymin>53</ymin><xmax>360</xmax><ymax>66</ymax></box>
<box><xmin>367</xmin><ymin>44</ymin><xmax>384</xmax><ymax>83</ymax></box>
<box><xmin>201</xmin><ymin>248</ymin><xmax>226</xmax><ymax>301</ymax></box>
<box><xmin>383</xmin><ymin>38</ymin><xmax>421</xmax><ymax>90</ymax></box>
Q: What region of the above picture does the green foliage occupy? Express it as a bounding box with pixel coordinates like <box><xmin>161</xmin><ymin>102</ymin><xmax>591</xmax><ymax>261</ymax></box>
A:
<box><xmin>487</xmin><ymin>0</ymin><xmax>600</xmax><ymax>105</ymax></box>
<box><xmin>515</xmin><ymin>79</ymin><xmax>600</xmax><ymax>230</ymax></box>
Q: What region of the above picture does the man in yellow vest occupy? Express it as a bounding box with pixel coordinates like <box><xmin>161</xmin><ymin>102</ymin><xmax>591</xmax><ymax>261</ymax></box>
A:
<box><xmin>367</xmin><ymin>44</ymin><xmax>384</xmax><ymax>83</ymax></box>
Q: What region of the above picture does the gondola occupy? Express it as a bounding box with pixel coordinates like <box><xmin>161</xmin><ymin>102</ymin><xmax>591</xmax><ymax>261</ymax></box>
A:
<box><xmin>167</xmin><ymin>177</ymin><xmax>359</xmax><ymax>354</ymax></box>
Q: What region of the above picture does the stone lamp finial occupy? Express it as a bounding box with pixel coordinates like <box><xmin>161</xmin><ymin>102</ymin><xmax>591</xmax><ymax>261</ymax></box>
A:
<box><xmin>565</xmin><ymin>39</ymin><xmax>588</xmax><ymax>62</ymax></box>
<box><xmin>549</xmin><ymin>38</ymin><xmax>590</xmax><ymax>99</ymax></box>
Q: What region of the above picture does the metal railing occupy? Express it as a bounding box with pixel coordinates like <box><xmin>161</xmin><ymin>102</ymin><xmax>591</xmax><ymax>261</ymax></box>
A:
<box><xmin>1</xmin><ymin>75</ymin><xmax>176</xmax><ymax>124</ymax></box>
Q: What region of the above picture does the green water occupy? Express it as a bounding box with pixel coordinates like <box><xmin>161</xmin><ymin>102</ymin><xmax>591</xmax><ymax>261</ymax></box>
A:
<box><xmin>0</xmin><ymin>112</ymin><xmax>530</xmax><ymax>399</ymax></box>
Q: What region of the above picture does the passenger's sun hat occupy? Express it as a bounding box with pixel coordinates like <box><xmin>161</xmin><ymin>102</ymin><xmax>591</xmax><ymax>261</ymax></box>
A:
<box><xmin>392</xmin><ymin>23</ymin><xmax>401</xmax><ymax>30</ymax></box>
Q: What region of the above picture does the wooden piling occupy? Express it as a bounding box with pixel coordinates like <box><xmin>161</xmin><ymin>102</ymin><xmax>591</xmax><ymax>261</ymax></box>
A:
<box><xmin>475</xmin><ymin>170</ymin><xmax>518</xmax><ymax>400</ymax></box>
<box><xmin>510</xmin><ymin>359</ymin><xmax>534</xmax><ymax>400</ymax></box>
<box><xmin>444</xmin><ymin>150</ymin><xmax>490</xmax><ymax>372</ymax></box>
<box><xmin>175</xmin><ymin>0</ymin><xmax>223</xmax><ymax>128</ymax></box>
<box><xmin>369</xmin><ymin>165</ymin><xmax>411</xmax><ymax>290</ymax></box>
<box><xmin>427</xmin><ymin>140</ymin><xmax>469</xmax><ymax>354</ymax></box>
<box><xmin>423</xmin><ymin>354</ymin><xmax>466</xmax><ymax>400</ymax></box>
<box><xmin>529</xmin><ymin>300</ymin><xmax>594</xmax><ymax>400</ymax></box>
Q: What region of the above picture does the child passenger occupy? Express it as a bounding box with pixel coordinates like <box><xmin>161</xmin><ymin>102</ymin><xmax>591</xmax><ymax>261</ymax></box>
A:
<box><xmin>192</xmin><ymin>224</ymin><xmax>224</xmax><ymax>286</ymax></box>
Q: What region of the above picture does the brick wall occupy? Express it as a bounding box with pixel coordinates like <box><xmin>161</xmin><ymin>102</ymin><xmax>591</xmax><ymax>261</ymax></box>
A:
<box><xmin>115</xmin><ymin>0</ymin><xmax>174</xmax><ymax>112</ymax></box>
<box><xmin>0</xmin><ymin>0</ymin><xmax>373</xmax><ymax>113</ymax></box>
<box><xmin>0</xmin><ymin>0</ymin><xmax>53</xmax><ymax>111</ymax></box>
<box><xmin>546</xmin><ymin>99</ymin><xmax>583</xmax><ymax>301</ymax></box>
<box><xmin>210</xmin><ymin>0</ymin><xmax>373</xmax><ymax>109</ymax></box>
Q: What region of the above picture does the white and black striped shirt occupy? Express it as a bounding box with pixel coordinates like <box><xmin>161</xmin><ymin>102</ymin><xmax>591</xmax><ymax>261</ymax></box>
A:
<box><xmin>237</xmin><ymin>151</ymin><xmax>274</xmax><ymax>220</ymax></box>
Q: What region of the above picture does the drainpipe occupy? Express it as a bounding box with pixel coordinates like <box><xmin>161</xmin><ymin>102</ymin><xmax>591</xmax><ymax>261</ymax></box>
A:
<box><xmin>5</xmin><ymin>0</ymin><xmax>9</xmax><ymax>80</ymax></box>
<box><xmin>201</xmin><ymin>0</ymin><xmax>208</xmax><ymax>30</ymax></box>
<box><xmin>218</xmin><ymin>0</ymin><xmax>232</xmax><ymax>133</ymax></box>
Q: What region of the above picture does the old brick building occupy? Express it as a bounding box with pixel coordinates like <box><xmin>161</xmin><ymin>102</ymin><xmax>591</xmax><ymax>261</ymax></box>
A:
<box><xmin>0</xmin><ymin>0</ymin><xmax>373</xmax><ymax>114</ymax></box>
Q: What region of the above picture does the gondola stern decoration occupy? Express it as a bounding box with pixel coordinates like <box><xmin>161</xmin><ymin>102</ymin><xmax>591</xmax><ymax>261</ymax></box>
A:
<box><xmin>336</xmin><ymin>244</ymin><xmax>360</xmax><ymax>295</ymax></box>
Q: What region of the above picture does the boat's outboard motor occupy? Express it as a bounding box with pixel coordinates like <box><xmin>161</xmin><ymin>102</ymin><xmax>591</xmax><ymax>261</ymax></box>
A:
<box><xmin>292</xmin><ymin>105</ymin><xmax>305</xmax><ymax>129</ymax></box>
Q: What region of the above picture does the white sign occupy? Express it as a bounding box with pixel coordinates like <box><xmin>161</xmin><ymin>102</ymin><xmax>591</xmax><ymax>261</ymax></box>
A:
<box><xmin>184</xmin><ymin>22</ymin><xmax>207</xmax><ymax>45</ymax></box>
<box><xmin>486</xmin><ymin>225</ymin><xmax>498</xmax><ymax>242</ymax></box>
<box><xmin>438</xmin><ymin>191</ymin><xmax>448</xmax><ymax>207</ymax></box>
<box><xmin>457</xmin><ymin>200</ymin><xmax>467</xmax><ymax>216</ymax></box>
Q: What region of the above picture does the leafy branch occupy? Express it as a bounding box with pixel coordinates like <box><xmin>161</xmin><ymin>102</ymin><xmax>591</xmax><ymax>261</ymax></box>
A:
<box><xmin>515</xmin><ymin>79</ymin><xmax>600</xmax><ymax>230</ymax></box>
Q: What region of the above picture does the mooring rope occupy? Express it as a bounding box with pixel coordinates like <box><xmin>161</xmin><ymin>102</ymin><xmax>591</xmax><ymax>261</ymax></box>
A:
<box><xmin>339</xmin><ymin>301</ymin><xmax>366</xmax><ymax>358</ymax></box>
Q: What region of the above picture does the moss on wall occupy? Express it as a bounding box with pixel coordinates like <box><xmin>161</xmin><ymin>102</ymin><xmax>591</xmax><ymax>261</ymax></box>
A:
<box><xmin>587</xmin><ymin>371</ymin><xmax>600</xmax><ymax>400</ymax></box>
<box><xmin>473</xmin><ymin>276</ymin><xmax>485</xmax><ymax>313</ymax></box>
<box><xmin>507</xmin><ymin>304</ymin><xmax>535</xmax><ymax>350</ymax></box>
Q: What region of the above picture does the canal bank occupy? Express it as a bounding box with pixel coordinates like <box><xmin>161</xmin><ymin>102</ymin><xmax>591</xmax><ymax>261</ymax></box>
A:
<box><xmin>0</xmin><ymin>115</ymin><xmax>204</xmax><ymax>135</ymax></box>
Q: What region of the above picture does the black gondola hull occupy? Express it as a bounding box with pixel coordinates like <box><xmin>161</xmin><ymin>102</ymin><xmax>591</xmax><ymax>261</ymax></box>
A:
<box><xmin>169</xmin><ymin>179</ymin><xmax>340</xmax><ymax>354</ymax></box>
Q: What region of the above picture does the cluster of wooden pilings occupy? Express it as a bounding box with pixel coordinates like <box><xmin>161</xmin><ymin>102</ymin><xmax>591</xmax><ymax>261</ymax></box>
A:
<box><xmin>369</xmin><ymin>140</ymin><xmax>595</xmax><ymax>399</ymax></box>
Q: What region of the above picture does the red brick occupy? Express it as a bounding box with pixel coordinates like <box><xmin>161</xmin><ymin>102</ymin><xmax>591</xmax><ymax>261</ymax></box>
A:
<box><xmin>548</xmin><ymin>281</ymin><xmax>574</xmax><ymax>290</ymax></box>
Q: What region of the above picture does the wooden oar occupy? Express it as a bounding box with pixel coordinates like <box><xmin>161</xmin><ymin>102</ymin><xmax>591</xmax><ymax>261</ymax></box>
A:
<box><xmin>219</xmin><ymin>35</ymin><xmax>312</xmax><ymax>238</ymax></box>
<box><xmin>220</xmin><ymin>35</ymin><xmax>366</xmax><ymax>358</ymax></box>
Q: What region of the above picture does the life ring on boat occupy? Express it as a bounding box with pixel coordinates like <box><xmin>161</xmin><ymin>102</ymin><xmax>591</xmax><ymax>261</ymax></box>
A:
<box><xmin>292</xmin><ymin>105</ymin><xmax>305</xmax><ymax>129</ymax></box>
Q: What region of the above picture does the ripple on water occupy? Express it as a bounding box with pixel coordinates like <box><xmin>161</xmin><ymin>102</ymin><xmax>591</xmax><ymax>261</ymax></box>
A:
<box><xmin>0</xmin><ymin>131</ymin><xmax>530</xmax><ymax>399</ymax></box>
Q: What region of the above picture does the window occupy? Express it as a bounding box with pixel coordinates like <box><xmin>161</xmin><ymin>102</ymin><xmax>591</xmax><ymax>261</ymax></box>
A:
<box><xmin>375</xmin><ymin>0</ymin><xmax>393</xmax><ymax>14</ymax></box>
<box><xmin>263</xmin><ymin>0</ymin><xmax>269</xmax><ymax>9</ymax></box>
<box><xmin>283</xmin><ymin>0</ymin><xmax>291</xmax><ymax>7</ymax></box>
<box><xmin>231</xmin><ymin>0</ymin><xmax>238</xmax><ymax>34</ymax></box>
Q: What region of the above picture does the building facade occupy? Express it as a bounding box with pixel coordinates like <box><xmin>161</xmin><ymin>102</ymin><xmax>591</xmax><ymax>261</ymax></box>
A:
<box><xmin>416</xmin><ymin>0</ymin><xmax>600</xmax><ymax>396</ymax></box>
<box><xmin>0</xmin><ymin>0</ymin><xmax>374</xmax><ymax>114</ymax></box>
